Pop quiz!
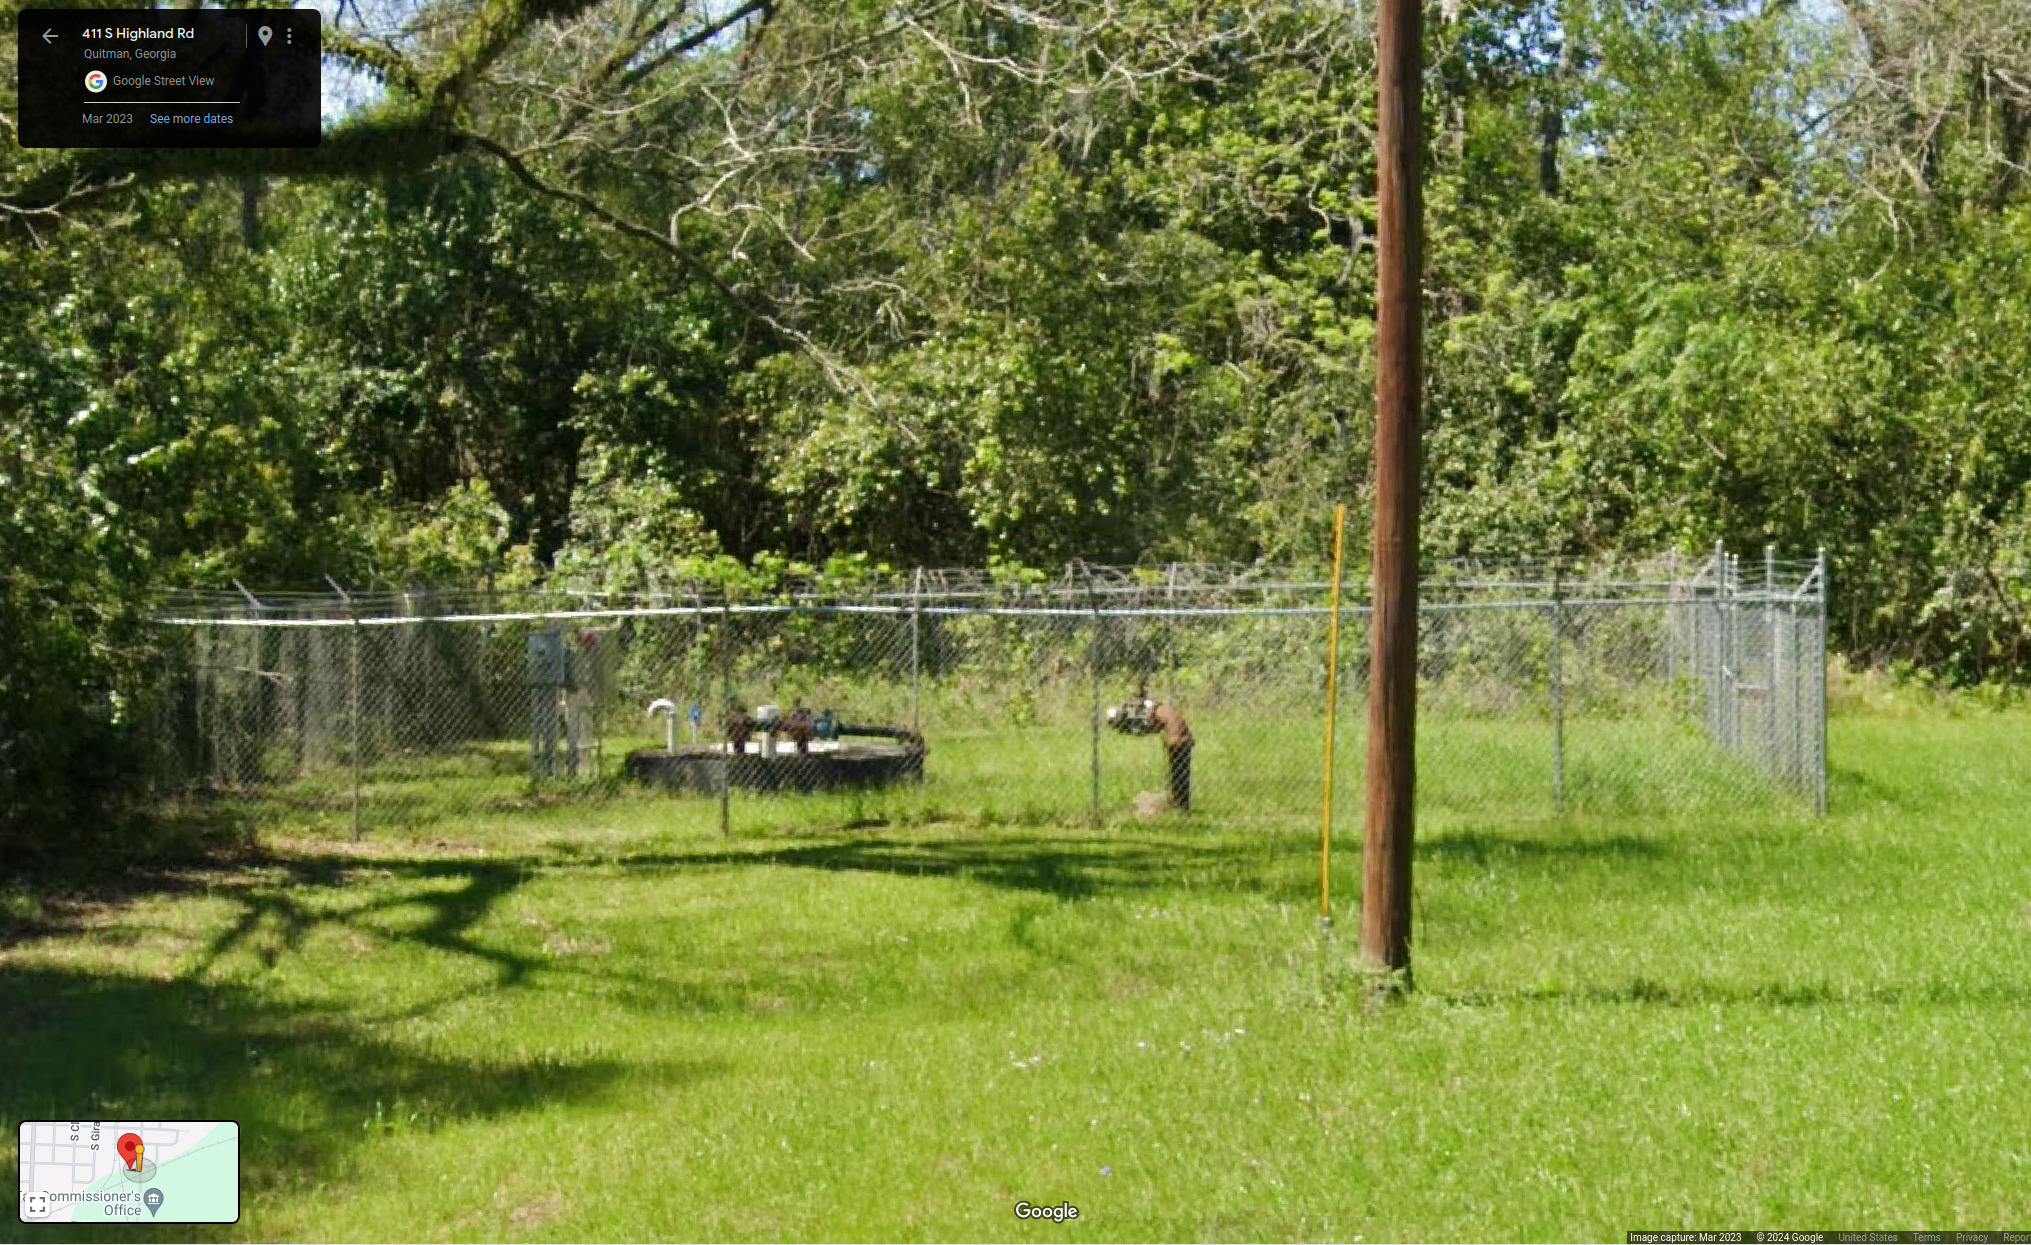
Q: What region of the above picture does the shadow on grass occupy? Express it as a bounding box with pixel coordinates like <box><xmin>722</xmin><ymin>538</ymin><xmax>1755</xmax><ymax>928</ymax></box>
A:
<box><xmin>0</xmin><ymin>964</ymin><xmax>691</xmax><ymax>1243</ymax></box>
<box><xmin>1437</xmin><ymin>976</ymin><xmax>2031</xmax><ymax>1009</ymax></box>
<box><xmin>8</xmin><ymin>853</ymin><xmax>545</xmax><ymax>992</ymax></box>
<box><xmin>181</xmin><ymin>857</ymin><xmax>541</xmax><ymax>986</ymax></box>
<box><xmin>13</xmin><ymin>819</ymin><xmax>1680</xmax><ymax>950</ymax></box>
<box><xmin>585</xmin><ymin>830</ymin><xmax>1302</xmax><ymax>901</ymax></box>
<box><xmin>1417</xmin><ymin>828</ymin><xmax>1669</xmax><ymax>867</ymax></box>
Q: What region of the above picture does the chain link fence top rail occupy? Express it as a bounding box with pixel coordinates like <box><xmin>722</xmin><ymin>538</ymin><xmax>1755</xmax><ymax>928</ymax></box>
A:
<box><xmin>150</xmin><ymin>550</ymin><xmax>1826</xmax><ymax>840</ymax></box>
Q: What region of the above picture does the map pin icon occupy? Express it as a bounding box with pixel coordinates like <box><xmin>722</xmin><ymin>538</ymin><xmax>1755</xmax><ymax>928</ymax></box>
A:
<box><xmin>143</xmin><ymin>1189</ymin><xmax>164</xmax><ymax>1217</ymax></box>
<box><xmin>257</xmin><ymin>25</ymin><xmax>272</xmax><ymax>45</ymax></box>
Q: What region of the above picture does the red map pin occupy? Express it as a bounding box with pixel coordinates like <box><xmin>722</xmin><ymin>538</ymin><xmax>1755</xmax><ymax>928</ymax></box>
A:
<box><xmin>116</xmin><ymin>1132</ymin><xmax>144</xmax><ymax>1171</ymax></box>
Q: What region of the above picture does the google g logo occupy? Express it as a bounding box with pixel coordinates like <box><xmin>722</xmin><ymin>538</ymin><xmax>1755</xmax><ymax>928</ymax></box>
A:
<box><xmin>85</xmin><ymin>70</ymin><xmax>108</xmax><ymax>92</ymax></box>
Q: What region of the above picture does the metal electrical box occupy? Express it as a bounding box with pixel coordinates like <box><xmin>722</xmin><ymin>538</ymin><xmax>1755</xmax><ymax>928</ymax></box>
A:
<box><xmin>526</xmin><ymin>630</ymin><xmax>569</xmax><ymax>688</ymax></box>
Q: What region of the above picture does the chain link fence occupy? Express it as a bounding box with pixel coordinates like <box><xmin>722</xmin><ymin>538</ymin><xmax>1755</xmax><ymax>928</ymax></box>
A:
<box><xmin>151</xmin><ymin>550</ymin><xmax>1826</xmax><ymax>840</ymax></box>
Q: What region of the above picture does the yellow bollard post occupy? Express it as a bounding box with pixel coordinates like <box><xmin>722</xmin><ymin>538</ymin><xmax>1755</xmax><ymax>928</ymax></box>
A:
<box><xmin>1320</xmin><ymin>503</ymin><xmax>1348</xmax><ymax>928</ymax></box>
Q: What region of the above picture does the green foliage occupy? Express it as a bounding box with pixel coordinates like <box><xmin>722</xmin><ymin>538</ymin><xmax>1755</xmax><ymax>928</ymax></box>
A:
<box><xmin>360</xmin><ymin>479</ymin><xmax>542</xmax><ymax>589</ymax></box>
<box><xmin>263</xmin><ymin>163</ymin><xmax>736</xmax><ymax>558</ymax></box>
<box><xmin>743</xmin><ymin>3</ymin><xmax>1377</xmax><ymax>565</ymax></box>
<box><xmin>550</xmin><ymin>441</ymin><xmax>721</xmax><ymax>592</ymax></box>
<box><xmin>0</xmin><ymin>221</ymin><xmax>189</xmax><ymax>858</ymax></box>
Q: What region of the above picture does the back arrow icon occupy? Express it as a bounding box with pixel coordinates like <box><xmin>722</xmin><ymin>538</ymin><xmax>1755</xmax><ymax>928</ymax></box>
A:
<box><xmin>43</xmin><ymin>28</ymin><xmax>57</xmax><ymax>42</ymax></box>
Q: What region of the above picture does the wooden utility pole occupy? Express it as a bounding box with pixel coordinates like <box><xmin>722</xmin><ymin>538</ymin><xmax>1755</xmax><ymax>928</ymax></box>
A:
<box><xmin>1363</xmin><ymin>0</ymin><xmax>1423</xmax><ymax>986</ymax></box>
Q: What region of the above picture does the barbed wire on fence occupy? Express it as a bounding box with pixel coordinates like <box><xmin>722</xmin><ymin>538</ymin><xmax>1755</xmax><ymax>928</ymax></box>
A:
<box><xmin>151</xmin><ymin>549</ymin><xmax>1827</xmax><ymax>840</ymax></box>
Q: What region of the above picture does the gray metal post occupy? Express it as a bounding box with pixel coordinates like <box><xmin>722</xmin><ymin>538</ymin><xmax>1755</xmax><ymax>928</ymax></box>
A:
<box><xmin>1088</xmin><ymin>579</ymin><xmax>1103</xmax><ymax>828</ymax></box>
<box><xmin>692</xmin><ymin>592</ymin><xmax>706</xmax><ymax>744</ymax></box>
<box><xmin>1709</xmin><ymin>540</ymin><xmax>1726</xmax><ymax>741</ymax></box>
<box><xmin>720</xmin><ymin>601</ymin><xmax>733</xmax><ymax>836</ymax></box>
<box><xmin>1713</xmin><ymin>549</ymin><xmax>1724</xmax><ymax>747</ymax></box>
<box><xmin>1665</xmin><ymin>548</ymin><xmax>1679</xmax><ymax>689</ymax></box>
<box><xmin>909</xmin><ymin>567</ymin><xmax>923</xmax><ymax>735</ymax></box>
<box><xmin>286</xmin><ymin>627</ymin><xmax>307</xmax><ymax>777</ymax></box>
<box><xmin>1166</xmin><ymin>562</ymin><xmax>1180</xmax><ymax>705</ymax></box>
<box><xmin>1723</xmin><ymin>549</ymin><xmax>1738</xmax><ymax>750</ymax></box>
<box><xmin>1678</xmin><ymin>547</ymin><xmax>1700</xmax><ymax>719</ymax></box>
<box><xmin>193</xmin><ymin>625</ymin><xmax>209</xmax><ymax>788</ymax></box>
<box><xmin>1815</xmin><ymin>547</ymin><xmax>1828</xmax><ymax>816</ymax></box>
<box><xmin>352</xmin><ymin>620</ymin><xmax>363</xmax><ymax>839</ymax></box>
<box><xmin>1550</xmin><ymin>563</ymin><xmax>1565</xmax><ymax>813</ymax></box>
<box><xmin>1765</xmin><ymin>545</ymin><xmax>1779</xmax><ymax>781</ymax></box>
<box><xmin>1787</xmin><ymin>574</ymin><xmax>1802</xmax><ymax>789</ymax></box>
<box><xmin>327</xmin><ymin>577</ymin><xmax>363</xmax><ymax>842</ymax></box>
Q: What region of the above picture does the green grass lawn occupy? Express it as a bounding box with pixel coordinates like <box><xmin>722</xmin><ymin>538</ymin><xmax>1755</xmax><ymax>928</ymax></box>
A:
<box><xmin>5</xmin><ymin>712</ymin><xmax>2030</xmax><ymax>1241</ymax></box>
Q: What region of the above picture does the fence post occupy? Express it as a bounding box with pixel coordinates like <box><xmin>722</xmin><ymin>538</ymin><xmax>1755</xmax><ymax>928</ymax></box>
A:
<box><xmin>1665</xmin><ymin>549</ymin><xmax>1679</xmax><ymax>689</ymax></box>
<box><xmin>1709</xmin><ymin>540</ymin><xmax>1725</xmax><ymax>744</ymax></box>
<box><xmin>719</xmin><ymin>600</ymin><xmax>733</xmax><ymax>837</ymax></box>
<box><xmin>1786</xmin><ymin>565</ymin><xmax>1802</xmax><ymax>791</ymax></box>
<box><xmin>1765</xmin><ymin>546</ymin><xmax>1779</xmax><ymax>782</ymax></box>
<box><xmin>231</xmin><ymin>581</ymin><xmax>269</xmax><ymax>791</ymax></box>
<box><xmin>192</xmin><ymin>623</ymin><xmax>210</xmax><ymax>789</ymax></box>
<box><xmin>1722</xmin><ymin>545</ymin><xmax>1738</xmax><ymax>750</ymax></box>
<box><xmin>1550</xmin><ymin>561</ymin><xmax>1565</xmax><ymax>813</ymax></box>
<box><xmin>1679</xmin><ymin>550</ymin><xmax>1698</xmax><ymax>720</ymax></box>
<box><xmin>909</xmin><ymin>567</ymin><xmax>923</xmax><ymax>735</ymax></box>
<box><xmin>1166</xmin><ymin>562</ymin><xmax>1180</xmax><ymax>705</ymax></box>
<box><xmin>691</xmin><ymin>591</ymin><xmax>706</xmax><ymax>745</ymax></box>
<box><xmin>327</xmin><ymin>576</ymin><xmax>363</xmax><ymax>842</ymax></box>
<box><xmin>1087</xmin><ymin>573</ymin><xmax>1103</xmax><ymax>828</ymax></box>
<box><xmin>1815</xmin><ymin>547</ymin><xmax>1829</xmax><ymax>816</ymax></box>
<box><xmin>1733</xmin><ymin>549</ymin><xmax>1745</xmax><ymax>751</ymax></box>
